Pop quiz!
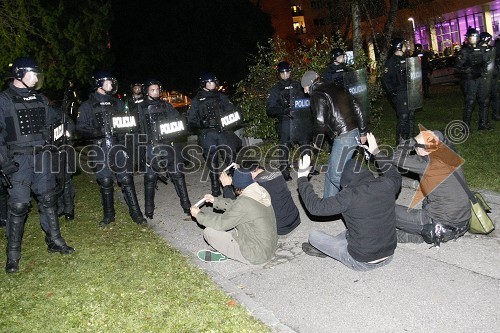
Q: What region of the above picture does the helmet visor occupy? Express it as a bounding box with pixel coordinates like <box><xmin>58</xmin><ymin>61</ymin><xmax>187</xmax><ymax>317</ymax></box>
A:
<box><xmin>23</xmin><ymin>69</ymin><xmax>44</xmax><ymax>90</ymax></box>
<box><xmin>101</xmin><ymin>78</ymin><xmax>118</xmax><ymax>95</ymax></box>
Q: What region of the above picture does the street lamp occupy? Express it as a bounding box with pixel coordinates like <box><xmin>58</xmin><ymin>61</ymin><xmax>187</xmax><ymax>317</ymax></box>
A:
<box><xmin>408</xmin><ymin>17</ymin><xmax>415</xmax><ymax>32</ymax></box>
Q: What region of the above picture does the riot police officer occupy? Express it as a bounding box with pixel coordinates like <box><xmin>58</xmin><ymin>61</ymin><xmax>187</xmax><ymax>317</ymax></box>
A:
<box><xmin>479</xmin><ymin>32</ymin><xmax>497</xmax><ymax>128</ymax></box>
<box><xmin>321</xmin><ymin>48</ymin><xmax>353</xmax><ymax>85</ymax></box>
<box><xmin>382</xmin><ymin>38</ymin><xmax>415</xmax><ymax>144</ymax></box>
<box><xmin>138</xmin><ymin>79</ymin><xmax>192</xmax><ymax>217</ymax></box>
<box><xmin>76</xmin><ymin>70</ymin><xmax>146</xmax><ymax>226</ymax></box>
<box><xmin>494</xmin><ymin>36</ymin><xmax>500</xmax><ymax>121</ymax></box>
<box><xmin>0</xmin><ymin>57</ymin><xmax>74</xmax><ymax>273</ymax></box>
<box><xmin>412</xmin><ymin>44</ymin><xmax>431</xmax><ymax>98</ymax></box>
<box><xmin>267</xmin><ymin>61</ymin><xmax>314</xmax><ymax>181</ymax></box>
<box><xmin>455</xmin><ymin>28</ymin><xmax>492</xmax><ymax>131</ymax></box>
<box><xmin>187</xmin><ymin>73</ymin><xmax>241</xmax><ymax>196</ymax></box>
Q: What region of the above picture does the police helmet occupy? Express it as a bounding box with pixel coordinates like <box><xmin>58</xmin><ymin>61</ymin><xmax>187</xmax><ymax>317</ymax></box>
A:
<box><xmin>130</xmin><ymin>82</ymin><xmax>143</xmax><ymax>91</ymax></box>
<box><xmin>199</xmin><ymin>72</ymin><xmax>219</xmax><ymax>90</ymax></box>
<box><xmin>92</xmin><ymin>70</ymin><xmax>118</xmax><ymax>95</ymax></box>
<box><xmin>331</xmin><ymin>48</ymin><xmax>346</xmax><ymax>60</ymax></box>
<box><xmin>414</xmin><ymin>43</ymin><xmax>422</xmax><ymax>50</ymax></box>
<box><xmin>466</xmin><ymin>28</ymin><xmax>479</xmax><ymax>38</ymax></box>
<box><xmin>390</xmin><ymin>38</ymin><xmax>407</xmax><ymax>51</ymax></box>
<box><xmin>142</xmin><ymin>79</ymin><xmax>162</xmax><ymax>97</ymax></box>
<box><xmin>276</xmin><ymin>61</ymin><xmax>292</xmax><ymax>73</ymax></box>
<box><xmin>9</xmin><ymin>57</ymin><xmax>42</xmax><ymax>80</ymax></box>
<box><xmin>479</xmin><ymin>32</ymin><xmax>492</xmax><ymax>45</ymax></box>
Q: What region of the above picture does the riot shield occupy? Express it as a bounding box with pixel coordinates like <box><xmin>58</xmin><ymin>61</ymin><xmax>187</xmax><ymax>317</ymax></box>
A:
<box><xmin>407</xmin><ymin>56</ymin><xmax>423</xmax><ymax>110</ymax></box>
<box><xmin>289</xmin><ymin>97</ymin><xmax>313</xmax><ymax>143</ymax></box>
<box><xmin>343</xmin><ymin>68</ymin><xmax>369</xmax><ymax>119</ymax></box>
<box><xmin>157</xmin><ymin>115</ymin><xmax>189</xmax><ymax>142</ymax></box>
<box><xmin>218</xmin><ymin>107</ymin><xmax>244</xmax><ymax>131</ymax></box>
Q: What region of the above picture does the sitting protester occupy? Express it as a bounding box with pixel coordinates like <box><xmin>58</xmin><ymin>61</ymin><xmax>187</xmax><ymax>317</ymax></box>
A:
<box><xmin>220</xmin><ymin>161</ymin><xmax>301</xmax><ymax>235</ymax></box>
<box><xmin>298</xmin><ymin>138</ymin><xmax>400</xmax><ymax>271</ymax></box>
<box><xmin>372</xmin><ymin>129</ymin><xmax>471</xmax><ymax>246</ymax></box>
<box><xmin>190</xmin><ymin>169</ymin><xmax>278</xmax><ymax>264</ymax></box>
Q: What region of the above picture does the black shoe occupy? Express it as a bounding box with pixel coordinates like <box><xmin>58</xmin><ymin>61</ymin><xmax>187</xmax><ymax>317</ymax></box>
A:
<box><xmin>211</xmin><ymin>189</ymin><xmax>221</xmax><ymax>197</ymax></box>
<box><xmin>478</xmin><ymin>124</ymin><xmax>493</xmax><ymax>131</ymax></box>
<box><xmin>46</xmin><ymin>238</ymin><xmax>75</xmax><ymax>254</ymax></box>
<box><xmin>493</xmin><ymin>115</ymin><xmax>500</xmax><ymax>121</ymax></box>
<box><xmin>145</xmin><ymin>212</ymin><xmax>154</xmax><ymax>219</ymax></box>
<box><xmin>0</xmin><ymin>219</ymin><xmax>6</xmax><ymax>228</ymax></box>
<box><xmin>309</xmin><ymin>169</ymin><xmax>320</xmax><ymax>176</ymax></box>
<box><xmin>132</xmin><ymin>215</ymin><xmax>147</xmax><ymax>225</ymax></box>
<box><xmin>5</xmin><ymin>259</ymin><xmax>19</xmax><ymax>273</ymax></box>
<box><xmin>99</xmin><ymin>216</ymin><xmax>115</xmax><ymax>227</ymax></box>
<box><xmin>64</xmin><ymin>211</ymin><xmax>74</xmax><ymax>221</ymax></box>
<box><xmin>301</xmin><ymin>242</ymin><xmax>327</xmax><ymax>258</ymax></box>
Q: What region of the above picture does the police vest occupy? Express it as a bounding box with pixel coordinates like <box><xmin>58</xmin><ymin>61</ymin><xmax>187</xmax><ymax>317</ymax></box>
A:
<box><xmin>2</xmin><ymin>89</ymin><xmax>48</xmax><ymax>147</ymax></box>
<box><xmin>199</xmin><ymin>95</ymin><xmax>225</xmax><ymax>129</ymax></box>
<box><xmin>142</xmin><ymin>101</ymin><xmax>187</xmax><ymax>142</ymax></box>
<box><xmin>89</xmin><ymin>96</ymin><xmax>118</xmax><ymax>137</ymax></box>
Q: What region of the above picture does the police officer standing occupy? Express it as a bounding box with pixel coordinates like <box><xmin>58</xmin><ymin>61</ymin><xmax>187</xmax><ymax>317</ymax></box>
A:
<box><xmin>76</xmin><ymin>70</ymin><xmax>146</xmax><ymax>226</ymax></box>
<box><xmin>382</xmin><ymin>38</ymin><xmax>415</xmax><ymax>144</ymax></box>
<box><xmin>493</xmin><ymin>37</ymin><xmax>500</xmax><ymax>121</ymax></box>
<box><xmin>0</xmin><ymin>57</ymin><xmax>74</xmax><ymax>273</ymax></box>
<box><xmin>479</xmin><ymin>32</ymin><xmax>497</xmax><ymax>128</ymax></box>
<box><xmin>455</xmin><ymin>28</ymin><xmax>492</xmax><ymax>131</ymax></box>
<box><xmin>412</xmin><ymin>44</ymin><xmax>431</xmax><ymax>98</ymax></box>
<box><xmin>267</xmin><ymin>61</ymin><xmax>314</xmax><ymax>181</ymax></box>
<box><xmin>187</xmin><ymin>73</ymin><xmax>241</xmax><ymax>196</ymax></box>
<box><xmin>321</xmin><ymin>48</ymin><xmax>353</xmax><ymax>85</ymax></box>
<box><xmin>138</xmin><ymin>79</ymin><xmax>192</xmax><ymax>217</ymax></box>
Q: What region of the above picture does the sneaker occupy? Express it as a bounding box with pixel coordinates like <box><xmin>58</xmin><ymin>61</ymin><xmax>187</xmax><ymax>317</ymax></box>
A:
<box><xmin>301</xmin><ymin>242</ymin><xmax>327</xmax><ymax>258</ymax></box>
<box><xmin>197</xmin><ymin>250</ymin><xmax>228</xmax><ymax>262</ymax></box>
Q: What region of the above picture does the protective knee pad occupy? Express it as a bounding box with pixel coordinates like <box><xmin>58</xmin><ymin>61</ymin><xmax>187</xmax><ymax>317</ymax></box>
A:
<box><xmin>144</xmin><ymin>173</ymin><xmax>157</xmax><ymax>186</ymax></box>
<box><xmin>120</xmin><ymin>174</ymin><xmax>134</xmax><ymax>186</ymax></box>
<box><xmin>98</xmin><ymin>177</ymin><xmax>114</xmax><ymax>189</ymax></box>
<box><xmin>9</xmin><ymin>202</ymin><xmax>29</xmax><ymax>217</ymax></box>
<box><xmin>37</xmin><ymin>191</ymin><xmax>58</xmax><ymax>208</ymax></box>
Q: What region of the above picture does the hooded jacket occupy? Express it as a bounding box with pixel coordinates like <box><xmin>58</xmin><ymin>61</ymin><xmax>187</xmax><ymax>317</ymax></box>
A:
<box><xmin>196</xmin><ymin>183</ymin><xmax>278</xmax><ymax>265</ymax></box>
<box><xmin>298</xmin><ymin>157</ymin><xmax>400</xmax><ymax>262</ymax></box>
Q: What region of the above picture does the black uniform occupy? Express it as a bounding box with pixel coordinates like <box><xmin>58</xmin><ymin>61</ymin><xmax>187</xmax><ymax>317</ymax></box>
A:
<box><xmin>0</xmin><ymin>82</ymin><xmax>74</xmax><ymax>272</ymax></box>
<box><xmin>454</xmin><ymin>43</ymin><xmax>491</xmax><ymax>129</ymax></box>
<box><xmin>492</xmin><ymin>39</ymin><xmax>500</xmax><ymax>121</ymax></box>
<box><xmin>187</xmin><ymin>89</ymin><xmax>240</xmax><ymax>196</ymax></box>
<box><xmin>267</xmin><ymin>78</ymin><xmax>313</xmax><ymax>179</ymax></box>
<box><xmin>76</xmin><ymin>91</ymin><xmax>146</xmax><ymax>226</ymax></box>
<box><xmin>321</xmin><ymin>62</ymin><xmax>352</xmax><ymax>86</ymax></box>
<box><xmin>412</xmin><ymin>49</ymin><xmax>431</xmax><ymax>98</ymax></box>
<box><xmin>382</xmin><ymin>54</ymin><xmax>415</xmax><ymax>144</ymax></box>
<box><xmin>138</xmin><ymin>97</ymin><xmax>191</xmax><ymax>216</ymax></box>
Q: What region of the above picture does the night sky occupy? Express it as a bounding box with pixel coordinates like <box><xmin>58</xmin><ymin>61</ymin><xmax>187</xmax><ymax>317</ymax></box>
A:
<box><xmin>109</xmin><ymin>0</ymin><xmax>273</xmax><ymax>95</ymax></box>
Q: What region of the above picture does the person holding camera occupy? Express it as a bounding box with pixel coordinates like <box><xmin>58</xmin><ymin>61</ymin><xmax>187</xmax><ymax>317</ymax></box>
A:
<box><xmin>190</xmin><ymin>169</ymin><xmax>278</xmax><ymax>264</ymax></box>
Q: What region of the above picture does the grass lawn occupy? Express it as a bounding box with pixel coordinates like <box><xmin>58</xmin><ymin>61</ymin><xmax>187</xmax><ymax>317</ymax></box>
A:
<box><xmin>372</xmin><ymin>83</ymin><xmax>500</xmax><ymax>192</ymax></box>
<box><xmin>0</xmin><ymin>174</ymin><xmax>269</xmax><ymax>333</ymax></box>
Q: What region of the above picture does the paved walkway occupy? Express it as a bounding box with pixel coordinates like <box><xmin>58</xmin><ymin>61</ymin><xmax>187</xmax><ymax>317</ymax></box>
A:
<box><xmin>134</xmin><ymin>166</ymin><xmax>500</xmax><ymax>333</ymax></box>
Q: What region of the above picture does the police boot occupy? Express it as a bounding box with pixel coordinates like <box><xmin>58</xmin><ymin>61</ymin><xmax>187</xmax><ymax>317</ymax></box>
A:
<box><xmin>144</xmin><ymin>174</ymin><xmax>157</xmax><ymax>219</ymax></box>
<box><xmin>170</xmin><ymin>172</ymin><xmax>192</xmax><ymax>214</ymax></box>
<box><xmin>478</xmin><ymin>108</ymin><xmax>493</xmax><ymax>130</ymax></box>
<box><xmin>121</xmin><ymin>175</ymin><xmax>147</xmax><ymax>225</ymax></box>
<box><xmin>38</xmin><ymin>192</ymin><xmax>75</xmax><ymax>255</ymax></box>
<box><xmin>463</xmin><ymin>106</ymin><xmax>473</xmax><ymax>131</ymax></box>
<box><xmin>62</xmin><ymin>179</ymin><xmax>75</xmax><ymax>220</ymax></box>
<box><xmin>0</xmin><ymin>185</ymin><xmax>8</xmax><ymax>228</ymax></box>
<box><xmin>99</xmin><ymin>178</ymin><xmax>115</xmax><ymax>227</ymax></box>
<box><xmin>209</xmin><ymin>173</ymin><xmax>221</xmax><ymax>197</ymax></box>
<box><xmin>5</xmin><ymin>203</ymin><xmax>29</xmax><ymax>273</ymax></box>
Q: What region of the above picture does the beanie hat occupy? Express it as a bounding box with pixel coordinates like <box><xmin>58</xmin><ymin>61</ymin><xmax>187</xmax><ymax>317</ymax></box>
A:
<box><xmin>232</xmin><ymin>169</ymin><xmax>254</xmax><ymax>189</ymax></box>
<box><xmin>301</xmin><ymin>70</ymin><xmax>318</xmax><ymax>88</ymax></box>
